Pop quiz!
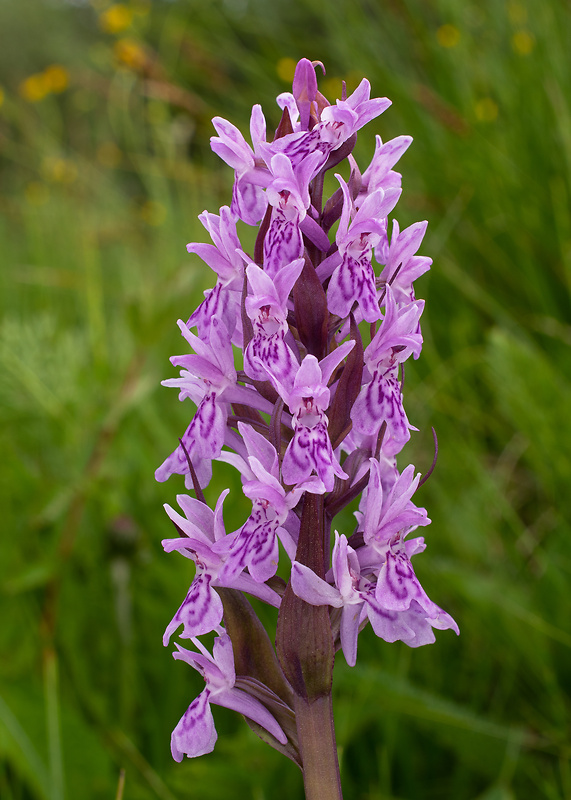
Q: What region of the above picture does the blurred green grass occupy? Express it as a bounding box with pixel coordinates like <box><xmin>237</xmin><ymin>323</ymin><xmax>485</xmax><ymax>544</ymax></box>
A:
<box><xmin>1</xmin><ymin>0</ymin><xmax>570</xmax><ymax>798</ymax></box>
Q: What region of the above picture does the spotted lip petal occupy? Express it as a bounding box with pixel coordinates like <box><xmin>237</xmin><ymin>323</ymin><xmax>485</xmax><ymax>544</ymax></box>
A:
<box><xmin>170</xmin><ymin>634</ymin><xmax>287</xmax><ymax>761</ymax></box>
<box><xmin>218</xmin><ymin>508</ymin><xmax>281</xmax><ymax>584</ymax></box>
<box><xmin>155</xmin><ymin>318</ymin><xmax>237</xmax><ymax>488</ymax></box>
<box><xmin>351</xmin><ymin>365</ymin><xmax>413</xmax><ymax>454</ymax></box>
<box><xmin>171</xmin><ymin>689</ymin><xmax>217</xmax><ymax>761</ymax></box>
<box><xmin>263</xmin><ymin>208</ymin><xmax>304</xmax><ymax>279</ymax></box>
<box><xmin>243</xmin><ymin>261</ymin><xmax>303</xmax><ymax>388</ymax></box>
<box><xmin>163</xmin><ymin>571</ymin><xmax>224</xmax><ymax>643</ymax></box>
<box><xmin>327</xmin><ymin>177</ymin><xmax>400</xmax><ymax>323</ymax></box>
<box><xmin>261</xmin><ymin>150</ymin><xmax>324</xmax><ymax>277</ymax></box>
<box><xmin>154</xmin><ymin>393</ymin><xmax>227</xmax><ymax>488</ymax></box>
<box><xmin>282</xmin><ymin>420</ymin><xmax>348</xmax><ymax>492</ymax></box>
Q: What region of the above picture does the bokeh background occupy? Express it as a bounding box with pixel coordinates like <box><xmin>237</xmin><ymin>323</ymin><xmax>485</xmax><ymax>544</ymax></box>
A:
<box><xmin>1</xmin><ymin>0</ymin><xmax>570</xmax><ymax>798</ymax></box>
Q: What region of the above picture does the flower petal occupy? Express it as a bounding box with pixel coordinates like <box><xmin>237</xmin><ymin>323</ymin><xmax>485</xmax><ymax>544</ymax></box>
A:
<box><xmin>291</xmin><ymin>562</ymin><xmax>343</xmax><ymax>607</ymax></box>
<box><xmin>171</xmin><ymin>690</ymin><xmax>217</xmax><ymax>761</ymax></box>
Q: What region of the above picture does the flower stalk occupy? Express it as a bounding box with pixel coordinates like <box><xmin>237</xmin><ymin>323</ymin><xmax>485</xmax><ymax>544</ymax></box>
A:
<box><xmin>276</xmin><ymin>493</ymin><xmax>334</xmax><ymax>699</ymax></box>
<box><xmin>294</xmin><ymin>694</ymin><xmax>342</xmax><ymax>800</ymax></box>
<box><xmin>155</xmin><ymin>58</ymin><xmax>459</xmax><ymax>796</ymax></box>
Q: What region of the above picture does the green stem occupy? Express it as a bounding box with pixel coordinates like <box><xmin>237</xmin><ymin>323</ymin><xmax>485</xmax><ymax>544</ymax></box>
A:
<box><xmin>295</xmin><ymin>694</ymin><xmax>343</xmax><ymax>800</ymax></box>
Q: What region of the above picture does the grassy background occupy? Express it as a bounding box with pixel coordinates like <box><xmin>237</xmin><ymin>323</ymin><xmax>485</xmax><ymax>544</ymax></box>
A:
<box><xmin>1</xmin><ymin>0</ymin><xmax>570</xmax><ymax>798</ymax></box>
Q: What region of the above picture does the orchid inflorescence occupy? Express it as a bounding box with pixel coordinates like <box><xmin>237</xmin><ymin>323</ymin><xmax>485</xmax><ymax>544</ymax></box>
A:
<box><xmin>156</xmin><ymin>58</ymin><xmax>458</xmax><ymax>793</ymax></box>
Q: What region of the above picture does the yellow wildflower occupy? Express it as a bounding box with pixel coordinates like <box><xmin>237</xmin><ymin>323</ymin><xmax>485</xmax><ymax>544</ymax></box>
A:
<box><xmin>512</xmin><ymin>30</ymin><xmax>534</xmax><ymax>56</ymax></box>
<box><xmin>475</xmin><ymin>97</ymin><xmax>498</xmax><ymax>122</ymax></box>
<box><xmin>114</xmin><ymin>38</ymin><xmax>147</xmax><ymax>71</ymax></box>
<box><xmin>99</xmin><ymin>4</ymin><xmax>133</xmax><ymax>34</ymax></box>
<box><xmin>19</xmin><ymin>65</ymin><xmax>69</xmax><ymax>102</ymax></box>
<box><xmin>276</xmin><ymin>58</ymin><xmax>296</xmax><ymax>83</ymax></box>
<box><xmin>437</xmin><ymin>24</ymin><xmax>461</xmax><ymax>48</ymax></box>
<box><xmin>43</xmin><ymin>65</ymin><xmax>69</xmax><ymax>93</ymax></box>
<box><xmin>20</xmin><ymin>74</ymin><xmax>50</xmax><ymax>103</ymax></box>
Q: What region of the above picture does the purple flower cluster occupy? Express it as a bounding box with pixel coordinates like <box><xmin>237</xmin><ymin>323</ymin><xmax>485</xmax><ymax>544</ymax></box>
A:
<box><xmin>157</xmin><ymin>59</ymin><xmax>458</xmax><ymax>765</ymax></box>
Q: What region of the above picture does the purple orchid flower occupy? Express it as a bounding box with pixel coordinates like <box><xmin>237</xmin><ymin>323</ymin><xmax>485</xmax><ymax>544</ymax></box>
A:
<box><xmin>162</xmin><ymin>490</ymin><xmax>229</xmax><ymax>642</ymax></box>
<box><xmin>377</xmin><ymin>219</ymin><xmax>432</xmax><ymax>305</ymax></box>
<box><xmin>352</xmin><ymin>462</ymin><xmax>458</xmax><ymax>641</ymax></box>
<box><xmin>162</xmin><ymin>490</ymin><xmax>282</xmax><ymax>644</ymax></box>
<box><xmin>262</xmin><ymin>343</ymin><xmax>354</xmax><ymax>491</ymax></box>
<box><xmin>268</xmin><ymin>78</ymin><xmax>392</xmax><ymax>173</ymax></box>
<box><xmin>323</xmin><ymin>176</ymin><xmax>401</xmax><ymax>323</ymax></box>
<box><xmin>358</xmin><ymin>460</ymin><xmax>430</xmax><ymax>554</ymax></box>
<box><xmin>156</xmin><ymin>316</ymin><xmax>279</xmax><ymax>489</ymax></box>
<box><xmin>357</xmin><ymin>135</ymin><xmax>411</xmax><ymax>199</ymax></box>
<box><xmin>155</xmin><ymin>318</ymin><xmax>236</xmax><ymax>489</ymax></box>
<box><xmin>260</xmin><ymin>151</ymin><xmax>324</xmax><ymax>277</ymax></box>
<box><xmin>319</xmin><ymin>78</ymin><xmax>391</xmax><ymax>148</ymax></box>
<box><xmin>351</xmin><ymin>286</ymin><xmax>424</xmax><ymax>452</ymax></box>
<box><xmin>171</xmin><ymin>632</ymin><xmax>287</xmax><ymax>760</ymax></box>
<box><xmin>291</xmin><ymin>532</ymin><xmax>401</xmax><ymax>665</ymax></box>
<box><xmin>210</xmin><ymin>106</ymin><xmax>270</xmax><ymax>225</ymax></box>
<box><xmin>186</xmin><ymin>206</ymin><xmax>245</xmax><ymax>343</ymax></box>
<box><xmin>292</xmin><ymin>527</ymin><xmax>458</xmax><ymax>660</ymax></box>
<box><xmin>157</xmin><ymin>58</ymin><xmax>458</xmax><ymax>784</ymax></box>
<box><xmin>215</xmin><ymin>422</ymin><xmax>321</xmax><ymax>583</ymax></box>
<box><xmin>365</xmin><ymin>516</ymin><xmax>459</xmax><ymax>647</ymax></box>
<box><xmin>243</xmin><ymin>259</ymin><xmax>303</xmax><ymax>389</ymax></box>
